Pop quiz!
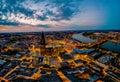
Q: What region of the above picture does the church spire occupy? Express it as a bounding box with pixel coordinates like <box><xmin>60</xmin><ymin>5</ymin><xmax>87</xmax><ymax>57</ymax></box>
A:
<box><xmin>40</xmin><ymin>32</ymin><xmax>46</xmax><ymax>56</ymax></box>
<box><xmin>40</xmin><ymin>31</ymin><xmax>46</xmax><ymax>47</ymax></box>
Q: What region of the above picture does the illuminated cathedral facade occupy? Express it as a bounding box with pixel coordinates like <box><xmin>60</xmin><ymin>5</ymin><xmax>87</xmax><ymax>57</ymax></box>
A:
<box><xmin>32</xmin><ymin>32</ymin><xmax>63</xmax><ymax>66</ymax></box>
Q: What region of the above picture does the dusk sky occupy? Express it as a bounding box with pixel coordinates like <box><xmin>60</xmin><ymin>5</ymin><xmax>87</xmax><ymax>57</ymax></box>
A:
<box><xmin>0</xmin><ymin>0</ymin><xmax>120</xmax><ymax>32</ymax></box>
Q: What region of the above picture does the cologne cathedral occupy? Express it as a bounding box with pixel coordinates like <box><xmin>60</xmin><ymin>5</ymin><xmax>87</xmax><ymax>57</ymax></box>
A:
<box><xmin>32</xmin><ymin>32</ymin><xmax>63</xmax><ymax>66</ymax></box>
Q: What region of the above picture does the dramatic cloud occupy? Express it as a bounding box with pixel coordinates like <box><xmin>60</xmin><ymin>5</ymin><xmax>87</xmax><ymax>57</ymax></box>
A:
<box><xmin>0</xmin><ymin>0</ymin><xmax>120</xmax><ymax>32</ymax></box>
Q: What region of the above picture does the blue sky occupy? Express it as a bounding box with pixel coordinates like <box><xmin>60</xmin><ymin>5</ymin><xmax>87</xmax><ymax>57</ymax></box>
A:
<box><xmin>0</xmin><ymin>0</ymin><xmax>120</xmax><ymax>32</ymax></box>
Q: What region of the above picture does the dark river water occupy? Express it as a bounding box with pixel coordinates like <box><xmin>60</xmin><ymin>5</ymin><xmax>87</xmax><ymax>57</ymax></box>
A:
<box><xmin>101</xmin><ymin>41</ymin><xmax>120</xmax><ymax>53</ymax></box>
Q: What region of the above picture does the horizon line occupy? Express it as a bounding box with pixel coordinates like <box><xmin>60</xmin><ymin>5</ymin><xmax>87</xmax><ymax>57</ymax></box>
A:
<box><xmin>0</xmin><ymin>29</ymin><xmax>120</xmax><ymax>34</ymax></box>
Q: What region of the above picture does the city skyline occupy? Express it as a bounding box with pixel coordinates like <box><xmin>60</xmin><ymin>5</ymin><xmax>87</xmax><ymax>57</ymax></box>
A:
<box><xmin>0</xmin><ymin>31</ymin><xmax>120</xmax><ymax>82</ymax></box>
<box><xmin>0</xmin><ymin>0</ymin><xmax>120</xmax><ymax>32</ymax></box>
